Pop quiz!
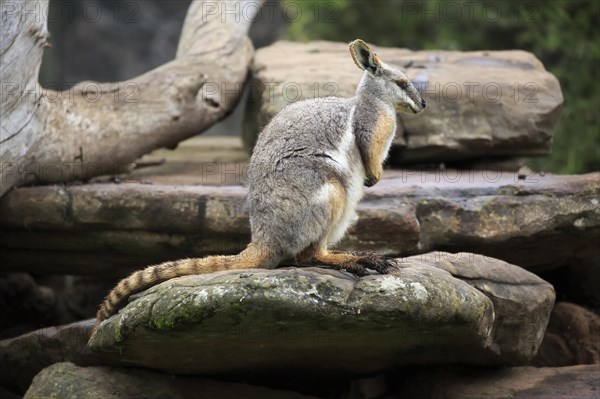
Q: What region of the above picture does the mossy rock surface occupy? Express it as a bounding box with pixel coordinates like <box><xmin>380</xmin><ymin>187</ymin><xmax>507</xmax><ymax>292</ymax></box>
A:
<box><xmin>89</xmin><ymin>252</ymin><xmax>554</xmax><ymax>375</ymax></box>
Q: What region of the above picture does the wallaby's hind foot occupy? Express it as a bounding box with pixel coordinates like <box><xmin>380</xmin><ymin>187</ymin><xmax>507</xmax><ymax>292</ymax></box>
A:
<box><xmin>334</xmin><ymin>250</ymin><xmax>400</xmax><ymax>275</ymax></box>
<box><xmin>305</xmin><ymin>250</ymin><xmax>399</xmax><ymax>276</ymax></box>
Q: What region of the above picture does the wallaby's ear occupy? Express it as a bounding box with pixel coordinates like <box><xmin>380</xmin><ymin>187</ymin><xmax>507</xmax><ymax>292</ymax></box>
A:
<box><xmin>349</xmin><ymin>39</ymin><xmax>380</xmax><ymax>74</ymax></box>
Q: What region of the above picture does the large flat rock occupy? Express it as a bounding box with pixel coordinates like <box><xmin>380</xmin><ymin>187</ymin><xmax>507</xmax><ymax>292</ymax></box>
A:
<box><xmin>1</xmin><ymin>172</ymin><xmax>597</xmax><ymax>275</ymax></box>
<box><xmin>243</xmin><ymin>41</ymin><xmax>563</xmax><ymax>163</ymax></box>
<box><xmin>88</xmin><ymin>253</ymin><xmax>554</xmax><ymax>375</ymax></box>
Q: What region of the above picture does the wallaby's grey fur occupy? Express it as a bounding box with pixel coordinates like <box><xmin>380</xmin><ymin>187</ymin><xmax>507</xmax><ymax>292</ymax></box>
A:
<box><xmin>97</xmin><ymin>39</ymin><xmax>426</xmax><ymax>324</ymax></box>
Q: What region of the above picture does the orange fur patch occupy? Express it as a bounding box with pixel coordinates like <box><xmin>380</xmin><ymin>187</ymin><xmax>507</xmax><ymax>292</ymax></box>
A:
<box><xmin>366</xmin><ymin>112</ymin><xmax>395</xmax><ymax>183</ymax></box>
<box><xmin>322</xmin><ymin>180</ymin><xmax>346</xmax><ymax>247</ymax></box>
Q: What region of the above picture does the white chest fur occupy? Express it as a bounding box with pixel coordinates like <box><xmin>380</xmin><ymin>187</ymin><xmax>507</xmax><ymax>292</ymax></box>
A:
<box><xmin>322</xmin><ymin>106</ymin><xmax>365</xmax><ymax>246</ymax></box>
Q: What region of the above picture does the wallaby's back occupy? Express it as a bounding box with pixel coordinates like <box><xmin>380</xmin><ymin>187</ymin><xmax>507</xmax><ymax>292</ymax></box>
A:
<box><xmin>248</xmin><ymin>97</ymin><xmax>364</xmax><ymax>258</ymax></box>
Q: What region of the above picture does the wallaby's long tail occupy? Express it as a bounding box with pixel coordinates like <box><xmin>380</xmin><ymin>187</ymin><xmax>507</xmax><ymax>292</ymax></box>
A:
<box><xmin>96</xmin><ymin>245</ymin><xmax>273</xmax><ymax>324</ymax></box>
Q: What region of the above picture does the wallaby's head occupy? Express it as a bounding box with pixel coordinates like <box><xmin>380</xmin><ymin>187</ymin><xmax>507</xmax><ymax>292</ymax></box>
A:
<box><xmin>349</xmin><ymin>39</ymin><xmax>426</xmax><ymax>114</ymax></box>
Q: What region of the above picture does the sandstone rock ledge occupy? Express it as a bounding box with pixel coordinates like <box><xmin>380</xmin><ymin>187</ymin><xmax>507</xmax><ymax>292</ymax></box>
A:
<box><xmin>1</xmin><ymin>172</ymin><xmax>597</xmax><ymax>275</ymax></box>
<box><xmin>22</xmin><ymin>362</ymin><xmax>600</xmax><ymax>399</ymax></box>
<box><xmin>88</xmin><ymin>252</ymin><xmax>554</xmax><ymax>375</ymax></box>
<box><xmin>395</xmin><ymin>364</ymin><xmax>600</xmax><ymax>399</ymax></box>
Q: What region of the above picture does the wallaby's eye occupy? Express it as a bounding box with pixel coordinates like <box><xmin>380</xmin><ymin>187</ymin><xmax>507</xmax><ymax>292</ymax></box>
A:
<box><xmin>397</xmin><ymin>81</ymin><xmax>409</xmax><ymax>90</ymax></box>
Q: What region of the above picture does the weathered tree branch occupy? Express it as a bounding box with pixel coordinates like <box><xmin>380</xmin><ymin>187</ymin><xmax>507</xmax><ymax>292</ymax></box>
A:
<box><xmin>0</xmin><ymin>0</ymin><xmax>262</xmax><ymax>197</ymax></box>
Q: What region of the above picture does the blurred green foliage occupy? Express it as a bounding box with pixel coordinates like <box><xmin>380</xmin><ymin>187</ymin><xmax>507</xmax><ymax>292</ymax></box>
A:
<box><xmin>282</xmin><ymin>0</ymin><xmax>599</xmax><ymax>174</ymax></box>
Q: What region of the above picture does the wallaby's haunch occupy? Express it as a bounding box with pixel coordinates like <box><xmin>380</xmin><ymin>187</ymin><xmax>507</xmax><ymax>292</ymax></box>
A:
<box><xmin>96</xmin><ymin>39</ymin><xmax>426</xmax><ymax>323</ymax></box>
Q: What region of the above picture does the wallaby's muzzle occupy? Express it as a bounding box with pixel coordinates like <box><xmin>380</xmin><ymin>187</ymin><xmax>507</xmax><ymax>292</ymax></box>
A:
<box><xmin>413</xmin><ymin>99</ymin><xmax>426</xmax><ymax>113</ymax></box>
<box><xmin>409</xmin><ymin>89</ymin><xmax>427</xmax><ymax>114</ymax></box>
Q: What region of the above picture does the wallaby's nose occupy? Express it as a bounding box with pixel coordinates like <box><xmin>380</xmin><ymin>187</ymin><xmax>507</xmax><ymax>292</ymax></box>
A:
<box><xmin>421</xmin><ymin>98</ymin><xmax>427</xmax><ymax>108</ymax></box>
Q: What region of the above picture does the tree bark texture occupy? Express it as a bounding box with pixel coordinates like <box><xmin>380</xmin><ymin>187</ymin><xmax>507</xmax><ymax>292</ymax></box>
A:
<box><xmin>0</xmin><ymin>0</ymin><xmax>261</xmax><ymax>197</ymax></box>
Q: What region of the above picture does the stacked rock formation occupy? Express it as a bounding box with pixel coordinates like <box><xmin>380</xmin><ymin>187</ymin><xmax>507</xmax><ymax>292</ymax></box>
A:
<box><xmin>1</xmin><ymin>41</ymin><xmax>599</xmax><ymax>398</ymax></box>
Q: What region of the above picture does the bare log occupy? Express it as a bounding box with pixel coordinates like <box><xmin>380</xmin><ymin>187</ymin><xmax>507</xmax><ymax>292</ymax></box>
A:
<box><xmin>0</xmin><ymin>0</ymin><xmax>262</xmax><ymax>197</ymax></box>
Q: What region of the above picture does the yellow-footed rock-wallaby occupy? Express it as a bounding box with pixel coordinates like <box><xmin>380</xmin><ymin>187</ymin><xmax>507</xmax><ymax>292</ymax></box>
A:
<box><xmin>96</xmin><ymin>39</ymin><xmax>426</xmax><ymax>323</ymax></box>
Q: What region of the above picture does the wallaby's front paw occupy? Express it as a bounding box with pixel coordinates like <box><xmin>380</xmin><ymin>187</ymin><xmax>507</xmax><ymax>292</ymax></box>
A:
<box><xmin>364</xmin><ymin>176</ymin><xmax>379</xmax><ymax>187</ymax></box>
<box><xmin>364</xmin><ymin>169</ymin><xmax>382</xmax><ymax>187</ymax></box>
